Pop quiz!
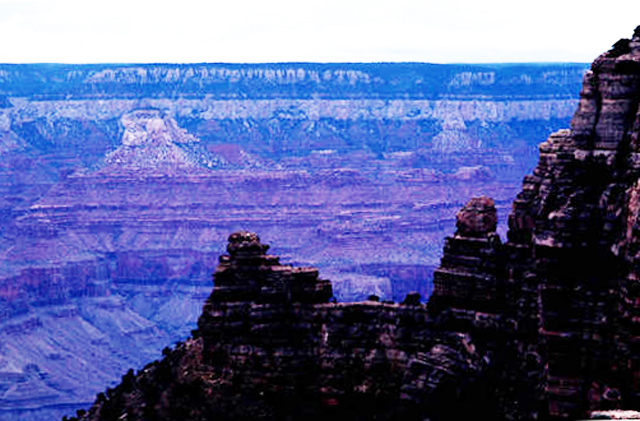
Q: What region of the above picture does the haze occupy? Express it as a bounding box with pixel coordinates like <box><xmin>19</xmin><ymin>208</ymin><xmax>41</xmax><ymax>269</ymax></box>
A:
<box><xmin>0</xmin><ymin>0</ymin><xmax>639</xmax><ymax>64</ymax></box>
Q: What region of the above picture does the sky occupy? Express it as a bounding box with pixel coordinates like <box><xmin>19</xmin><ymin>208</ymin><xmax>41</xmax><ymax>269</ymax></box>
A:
<box><xmin>0</xmin><ymin>0</ymin><xmax>639</xmax><ymax>64</ymax></box>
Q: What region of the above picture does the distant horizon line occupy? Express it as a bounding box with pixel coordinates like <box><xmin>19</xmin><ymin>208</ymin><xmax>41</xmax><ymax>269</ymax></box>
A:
<box><xmin>0</xmin><ymin>61</ymin><xmax>591</xmax><ymax>66</ymax></box>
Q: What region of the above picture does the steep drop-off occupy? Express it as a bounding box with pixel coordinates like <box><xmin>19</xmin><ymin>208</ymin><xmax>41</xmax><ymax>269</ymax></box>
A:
<box><xmin>0</xmin><ymin>63</ymin><xmax>587</xmax><ymax>420</ymax></box>
<box><xmin>71</xmin><ymin>26</ymin><xmax>640</xmax><ymax>420</ymax></box>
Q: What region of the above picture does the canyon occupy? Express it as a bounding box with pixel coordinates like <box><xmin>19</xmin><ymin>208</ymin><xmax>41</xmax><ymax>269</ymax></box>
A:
<box><xmin>71</xmin><ymin>25</ymin><xmax>640</xmax><ymax>420</ymax></box>
<box><xmin>0</xmin><ymin>62</ymin><xmax>588</xmax><ymax>420</ymax></box>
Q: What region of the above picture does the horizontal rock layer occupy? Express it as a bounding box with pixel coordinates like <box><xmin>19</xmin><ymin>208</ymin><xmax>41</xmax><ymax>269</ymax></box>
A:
<box><xmin>431</xmin><ymin>26</ymin><xmax>640</xmax><ymax>419</ymax></box>
<box><xmin>0</xmin><ymin>63</ymin><xmax>587</xmax><ymax>99</ymax></box>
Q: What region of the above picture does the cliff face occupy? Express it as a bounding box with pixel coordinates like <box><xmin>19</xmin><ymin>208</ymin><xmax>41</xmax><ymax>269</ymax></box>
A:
<box><xmin>72</xmin><ymin>26</ymin><xmax>640</xmax><ymax>421</ymax></box>
<box><xmin>507</xmin><ymin>27</ymin><xmax>640</xmax><ymax>418</ymax></box>
<box><xmin>0</xmin><ymin>62</ymin><xmax>586</xmax><ymax>99</ymax></box>
<box><xmin>431</xmin><ymin>26</ymin><xmax>640</xmax><ymax>418</ymax></box>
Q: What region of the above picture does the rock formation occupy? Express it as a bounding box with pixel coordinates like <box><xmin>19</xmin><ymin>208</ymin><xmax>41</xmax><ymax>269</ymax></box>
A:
<box><xmin>432</xmin><ymin>25</ymin><xmax>640</xmax><ymax>419</ymax></box>
<box><xmin>503</xmin><ymin>26</ymin><xmax>640</xmax><ymax>418</ymax></box>
<box><xmin>70</xmin><ymin>25</ymin><xmax>640</xmax><ymax>421</ymax></box>
<box><xmin>102</xmin><ymin>110</ymin><xmax>210</xmax><ymax>171</ymax></box>
<box><xmin>0</xmin><ymin>53</ymin><xmax>588</xmax><ymax>421</ymax></box>
<box><xmin>75</xmin><ymin>232</ymin><xmax>493</xmax><ymax>421</ymax></box>
<box><xmin>430</xmin><ymin>196</ymin><xmax>504</xmax><ymax>313</ymax></box>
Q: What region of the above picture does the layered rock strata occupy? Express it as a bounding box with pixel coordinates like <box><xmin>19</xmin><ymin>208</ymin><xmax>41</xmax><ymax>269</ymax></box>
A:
<box><xmin>72</xmin><ymin>27</ymin><xmax>640</xmax><ymax>420</ymax></box>
<box><xmin>76</xmin><ymin>232</ymin><xmax>501</xmax><ymax>421</ymax></box>
<box><xmin>430</xmin><ymin>26</ymin><xmax>640</xmax><ymax>418</ymax></box>
<box><xmin>505</xmin><ymin>27</ymin><xmax>640</xmax><ymax>418</ymax></box>
<box><xmin>0</xmin><ymin>62</ymin><xmax>589</xmax><ymax>420</ymax></box>
<box><xmin>431</xmin><ymin>196</ymin><xmax>504</xmax><ymax>312</ymax></box>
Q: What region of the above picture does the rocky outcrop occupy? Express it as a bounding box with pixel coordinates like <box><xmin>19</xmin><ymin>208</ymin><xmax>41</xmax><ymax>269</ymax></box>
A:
<box><xmin>102</xmin><ymin>110</ymin><xmax>208</xmax><ymax>171</ymax></box>
<box><xmin>502</xmin><ymin>27</ymin><xmax>640</xmax><ymax>418</ymax></box>
<box><xmin>431</xmin><ymin>26</ymin><xmax>640</xmax><ymax>419</ymax></box>
<box><xmin>75</xmin><ymin>232</ymin><xmax>496</xmax><ymax>421</ymax></box>
<box><xmin>430</xmin><ymin>197</ymin><xmax>504</xmax><ymax>313</ymax></box>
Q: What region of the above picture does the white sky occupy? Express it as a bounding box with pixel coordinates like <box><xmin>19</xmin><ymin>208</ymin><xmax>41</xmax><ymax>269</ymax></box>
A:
<box><xmin>0</xmin><ymin>0</ymin><xmax>639</xmax><ymax>64</ymax></box>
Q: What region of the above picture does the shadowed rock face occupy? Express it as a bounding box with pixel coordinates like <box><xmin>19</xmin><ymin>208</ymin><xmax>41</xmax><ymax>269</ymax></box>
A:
<box><xmin>431</xmin><ymin>197</ymin><xmax>504</xmax><ymax>313</ymax></box>
<box><xmin>433</xmin><ymin>26</ymin><xmax>640</xmax><ymax>419</ymax></box>
<box><xmin>503</xmin><ymin>26</ymin><xmax>640</xmax><ymax>419</ymax></box>
<box><xmin>76</xmin><ymin>233</ymin><xmax>496</xmax><ymax>421</ymax></box>
<box><xmin>71</xmin><ymin>25</ymin><xmax>640</xmax><ymax>421</ymax></box>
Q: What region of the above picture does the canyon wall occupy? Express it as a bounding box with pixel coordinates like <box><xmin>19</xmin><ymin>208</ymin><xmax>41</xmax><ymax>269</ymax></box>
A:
<box><xmin>432</xmin><ymin>27</ymin><xmax>640</xmax><ymax>418</ymax></box>
<box><xmin>0</xmin><ymin>62</ymin><xmax>587</xmax><ymax>420</ymax></box>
